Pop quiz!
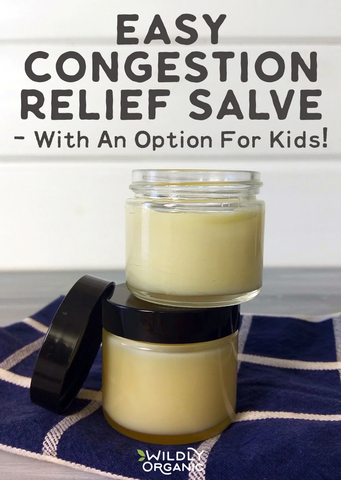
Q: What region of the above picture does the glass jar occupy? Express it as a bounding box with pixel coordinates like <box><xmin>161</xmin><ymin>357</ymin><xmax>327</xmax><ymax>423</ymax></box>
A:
<box><xmin>102</xmin><ymin>331</ymin><xmax>238</xmax><ymax>445</ymax></box>
<box><xmin>101</xmin><ymin>283</ymin><xmax>240</xmax><ymax>445</ymax></box>
<box><xmin>126</xmin><ymin>169</ymin><xmax>265</xmax><ymax>308</ymax></box>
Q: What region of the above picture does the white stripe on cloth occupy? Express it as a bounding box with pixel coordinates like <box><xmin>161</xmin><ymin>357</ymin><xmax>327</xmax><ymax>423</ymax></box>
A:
<box><xmin>332</xmin><ymin>313</ymin><xmax>341</xmax><ymax>382</ymax></box>
<box><xmin>42</xmin><ymin>400</ymin><xmax>101</xmax><ymax>457</ymax></box>
<box><xmin>0</xmin><ymin>368</ymin><xmax>102</xmax><ymax>402</ymax></box>
<box><xmin>234</xmin><ymin>411</ymin><xmax>341</xmax><ymax>422</ymax></box>
<box><xmin>0</xmin><ymin>368</ymin><xmax>31</xmax><ymax>388</ymax></box>
<box><xmin>0</xmin><ymin>337</ymin><xmax>44</xmax><ymax>370</ymax></box>
<box><xmin>78</xmin><ymin>389</ymin><xmax>102</xmax><ymax>402</ymax></box>
<box><xmin>238</xmin><ymin>353</ymin><xmax>341</xmax><ymax>370</ymax></box>
<box><xmin>190</xmin><ymin>315</ymin><xmax>254</xmax><ymax>479</ymax></box>
<box><xmin>0</xmin><ymin>316</ymin><xmax>49</xmax><ymax>371</ymax></box>
<box><xmin>186</xmin><ymin>408</ymin><xmax>341</xmax><ymax>480</ymax></box>
<box><xmin>0</xmin><ymin>443</ymin><xmax>139</xmax><ymax>480</ymax></box>
<box><xmin>188</xmin><ymin>435</ymin><xmax>221</xmax><ymax>480</ymax></box>
<box><xmin>22</xmin><ymin>317</ymin><xmax>49</xmax><ymax>334</ymax></box>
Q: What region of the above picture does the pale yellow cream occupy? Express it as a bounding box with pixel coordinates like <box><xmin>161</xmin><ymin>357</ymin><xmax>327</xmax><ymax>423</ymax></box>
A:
<box><xmin>102</xmin><ymin>330</ymin><xmax>238</xmax><ymax>438</ymax></box>
<box><xmin>126</xmin><ymin>201</ymin><xmax>265</xmax><ymax>306</ymax></box>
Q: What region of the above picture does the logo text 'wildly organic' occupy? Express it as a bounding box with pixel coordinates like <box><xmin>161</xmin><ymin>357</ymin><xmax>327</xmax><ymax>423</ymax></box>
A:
<box><xmin>137</xmin><ymin>447</ymin><xmax>206</xmax><ymax>475</ymax></box>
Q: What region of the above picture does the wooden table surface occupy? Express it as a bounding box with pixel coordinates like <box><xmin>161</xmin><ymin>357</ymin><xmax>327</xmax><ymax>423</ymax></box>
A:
<box><xmin>1</xmin><ymin>268</ymin><xmax>341</xmax><ymax>479</ymax></box>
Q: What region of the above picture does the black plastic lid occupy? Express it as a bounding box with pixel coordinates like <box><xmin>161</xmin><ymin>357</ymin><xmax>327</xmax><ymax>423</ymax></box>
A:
<box><xmin>30</xmin><ymin>275</ymin><xmax>240</xmax><ymax>414</ymax></box>
<box><xmin>30</xmin><ymin>275</ymin><xmax>115</xmax><ymax>413</ymax></box>
<box><xmin>102</xmin><ymin>283</ymin><xmax>240</xmax><ymax>344</ymax></box>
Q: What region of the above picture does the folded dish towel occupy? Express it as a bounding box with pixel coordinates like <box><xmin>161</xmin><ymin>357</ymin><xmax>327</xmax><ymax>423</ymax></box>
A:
<box><xmin>0</xmin><ymin>297</ymin><xmax>340</xmax><ymax>479</ymax></box>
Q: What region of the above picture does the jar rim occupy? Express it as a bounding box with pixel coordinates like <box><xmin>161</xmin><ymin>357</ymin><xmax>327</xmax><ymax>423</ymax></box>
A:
<box><xmin>131</xmin><ymin>169</ymin><xmax>262</xmax><ymax>186</ymax></box>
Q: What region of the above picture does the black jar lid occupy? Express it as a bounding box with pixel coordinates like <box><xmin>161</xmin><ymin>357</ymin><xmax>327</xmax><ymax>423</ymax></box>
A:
<box><xmin>103</xmin><ymin>283</ymin><xmax>240</xmax><ymax>344</ymax></box>
<box><xmin>30</xmin><ymin>275</ymin><xmax>115</xmax><ymax>413</ymax></box>
<box><xmin>30</xmin><ymin>275</ymin><xmax>240</xmax><ymax>413</ymax></box>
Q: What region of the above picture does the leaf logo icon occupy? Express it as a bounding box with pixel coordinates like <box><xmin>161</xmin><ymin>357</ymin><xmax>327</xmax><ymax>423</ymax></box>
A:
<box><xmin>137</xmin><ymin>449</ymin><xmax>146</xmax><ymax>462</ymax></box>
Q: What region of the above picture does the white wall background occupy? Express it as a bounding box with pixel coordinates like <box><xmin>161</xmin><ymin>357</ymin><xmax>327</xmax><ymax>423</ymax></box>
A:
<box><xmin>0</xmin><ymin>0</ymin><xmax>340</xmax><ymax>270</ymax></box>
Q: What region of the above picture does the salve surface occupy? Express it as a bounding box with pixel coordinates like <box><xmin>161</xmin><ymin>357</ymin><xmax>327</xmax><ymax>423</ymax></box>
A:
<box><xmin>126</xmin><ymin>200</ymin><xmax>265</xmax><ymax>306</ymax></box>
<box><xmin>102</xmin><ymin>330</ymin><xmax>238</xmax><ymax>438</ymax></box>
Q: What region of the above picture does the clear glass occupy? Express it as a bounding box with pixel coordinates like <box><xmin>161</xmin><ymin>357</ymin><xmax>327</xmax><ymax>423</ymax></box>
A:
<box><xmin>102</xmin><ymin>329</ymin><xmax>238</xmax><ymax>445</ymax></box>
<box><xmin>126</xmin><ymin>169</ymin><xmax>265</xmax><ymax>308</ymax></box>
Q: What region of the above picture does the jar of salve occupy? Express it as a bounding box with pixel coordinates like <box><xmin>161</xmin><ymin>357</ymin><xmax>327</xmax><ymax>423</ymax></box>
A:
<box><xmin>126</xmin><ymin>169</ymin><xmax>265</xmax><ymax>308</ymax></box>
<box><xmin>102</xmin><ymin>283</ymin><xmax>239</xmax><ymax>445</ymax></box>
<box><xmin>30</xmin><ymin>276</ymin><xmax>240</xmax><ymax>445</ymax></box>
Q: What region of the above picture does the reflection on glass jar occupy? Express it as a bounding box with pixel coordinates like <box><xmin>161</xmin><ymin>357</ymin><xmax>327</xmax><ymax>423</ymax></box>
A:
<box><xmin>126</xmin><ymin>169</ymin><xmax>265</xmax><ymax>308</ymax></box>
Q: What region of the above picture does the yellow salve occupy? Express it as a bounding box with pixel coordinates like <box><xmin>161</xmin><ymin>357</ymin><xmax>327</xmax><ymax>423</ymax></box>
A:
<box><xmin>126</xmin><ymin>200</ymin><xmax>265</xmax><ymax>307</ymax></box>
<box><xmin>102</xmin><ymin>330</ymin><xmax>238</xmax><ymax>444</ymax></box>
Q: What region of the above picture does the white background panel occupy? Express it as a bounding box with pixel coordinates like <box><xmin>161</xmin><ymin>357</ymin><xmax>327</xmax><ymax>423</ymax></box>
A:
<box><xmin>0</xmin><ymin>0</ymin><xmax>340</xmax><ymax>270</ymax></box>
<box><xmin>0</xmin><ymin>160</ymin><xmax>340</xmax><ymax>270</ymax></box>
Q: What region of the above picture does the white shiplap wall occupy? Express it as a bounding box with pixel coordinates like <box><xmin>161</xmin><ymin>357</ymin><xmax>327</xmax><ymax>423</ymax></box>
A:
<box><xmin>0</xmin><ymin>0</ymin><xmax>340</xmax><ymax>270</ymax></box>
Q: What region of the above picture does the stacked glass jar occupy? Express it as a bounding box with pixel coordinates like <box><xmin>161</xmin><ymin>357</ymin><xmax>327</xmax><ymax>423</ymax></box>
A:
<box><xmin>102</xmin><ymin>170</ymin><xmax>265</xmax><ymax>444</ymax></box>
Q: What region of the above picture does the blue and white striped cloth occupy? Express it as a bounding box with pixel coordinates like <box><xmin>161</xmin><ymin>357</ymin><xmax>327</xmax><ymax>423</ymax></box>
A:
<box><xmin>0</xmin><ymin>297</ymin><xmax>341</xmax><ymax>479</ymax></box>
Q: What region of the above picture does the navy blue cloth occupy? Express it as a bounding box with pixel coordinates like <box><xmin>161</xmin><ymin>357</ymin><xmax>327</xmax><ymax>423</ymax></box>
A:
<box><xmin>0</xmin><ymin>298</ymin><xmax>340</xmax><ymax>479</ymax></box>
